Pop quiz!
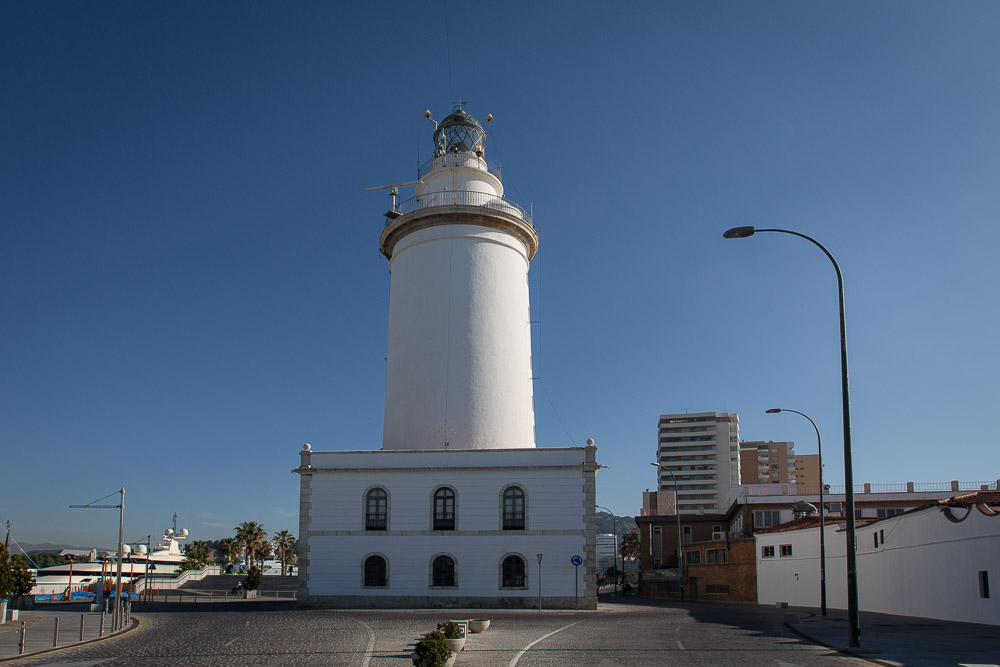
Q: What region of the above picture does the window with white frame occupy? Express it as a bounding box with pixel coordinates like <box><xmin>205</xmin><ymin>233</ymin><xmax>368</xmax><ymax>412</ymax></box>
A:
<box><xmin>779</xmin><ymin>544</ymin><xmax>793</xmax><ymax>557</ymax></box>
<box><xmin>761</xmin><ymin>545</ymin><xmax>775</xmax><ymax>558</ymax></box>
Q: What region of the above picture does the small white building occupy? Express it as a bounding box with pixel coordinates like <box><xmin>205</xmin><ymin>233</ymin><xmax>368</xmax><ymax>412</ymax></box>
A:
<box><xmin>756</xmin><ymin>491</ymin><xmax>999</xmax><ymax>626</ymax></box>
<box><xmin>294</xmin><ymin>106</ymin><xmax>598</xmax><ymax>608</ymax></box>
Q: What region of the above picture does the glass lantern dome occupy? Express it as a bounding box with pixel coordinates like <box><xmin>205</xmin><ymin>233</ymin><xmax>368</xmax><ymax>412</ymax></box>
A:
<box><xmin>433</xmin><ymin>108</ymin><xmax>486</xmax><ymax>157</ymax></box>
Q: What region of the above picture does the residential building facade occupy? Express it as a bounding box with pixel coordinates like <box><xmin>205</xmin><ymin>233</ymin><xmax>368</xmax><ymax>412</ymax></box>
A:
<box><xmin>656</xmin><ymin>412</ymin><xmax>741</xmax><ymax>514</ymax></box>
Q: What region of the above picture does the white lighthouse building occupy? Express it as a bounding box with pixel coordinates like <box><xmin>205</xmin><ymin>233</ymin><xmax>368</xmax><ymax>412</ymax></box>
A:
<box><xmin>294</xmin><ymin>106</ymin><xmax>598</xmax><ymax>608</ymax></box>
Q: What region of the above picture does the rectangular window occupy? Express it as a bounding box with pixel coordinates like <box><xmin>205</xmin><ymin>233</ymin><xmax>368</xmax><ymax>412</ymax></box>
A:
<box><xmin>682</xmin><ymin>525</ymin><xmax>692</xmax><ymax>544</ymax></box>
<box><xmin>706</xmin><ymin>549</ymin><xmax>728</xmax><ymax>564</ymax></box>
<box><xmin>880</xmin><ymin>529</ymin><xmax>885</xmax><ymax>545</ymax></box>
<box><xmin>780</xmin><ymin>544</ymin><xmax>793</xmax><ymax>557</ymax></box>
<box><xmin>754</xmin><ymin>510</ymin><xmax>781</xmax><ymax>529</ymax></box>
<box><xmin>706</xmin><ymin>584</ymin><xmax>730</xmax><ymax>594</ymax></box>
<box><xmin>980</xmin><ymin>571</ymin><xmax>990</xmax><ymax>599</ymax></box>
<box><xmin>652</xmin><ymin>526</ymin><xmax>662</xmax><ymax>565</ymax></box>
<box><xmin>873</xmin><ymin>532</ymin><xmax>879</xmax><ymax>548</ymax></box>
<box><xmin>761</xmin><ymin>545</ymin><xmax>775</xmax><ymax>558</ymax></box>
<box><xmin>877</xmin><ymin>508</ymin><xmax>905</xmax><ymax>518</ymax></box>
<box><xmin>685</xmin><ymin>550</ymin><xmax>701</xmax><ymax>565</ymax></box>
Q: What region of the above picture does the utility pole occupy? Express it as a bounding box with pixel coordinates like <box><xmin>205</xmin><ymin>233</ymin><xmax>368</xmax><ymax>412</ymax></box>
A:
<box><xmin>71</xmin><ymin>488</ymin><xmax>125</xmax><ymax>631</ymax></box>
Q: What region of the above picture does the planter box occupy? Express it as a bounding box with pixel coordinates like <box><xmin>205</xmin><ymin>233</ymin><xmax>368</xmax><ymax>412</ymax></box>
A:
<box><xmin>243</xmin><ymin>589</ymin><xmax>259</xmax><ymax>599</ymax></box>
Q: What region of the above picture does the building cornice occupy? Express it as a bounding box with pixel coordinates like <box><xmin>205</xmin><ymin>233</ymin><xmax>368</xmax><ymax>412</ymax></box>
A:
<box><xmin>379</xmin><ymin>205</ymin><xmax>539</xmax><ymax>260</ymax></box>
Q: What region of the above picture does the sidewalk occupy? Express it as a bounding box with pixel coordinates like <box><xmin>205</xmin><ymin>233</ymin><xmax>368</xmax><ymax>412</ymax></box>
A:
<box><xmin>0</xmin><ymin>607</ymin><xmax>135</xmax><ymax>661</ymax></box>
<box><xmin>787</xmin><ymin>608</ymin><xmax>1000</xmax><ymax>667</ymax></box>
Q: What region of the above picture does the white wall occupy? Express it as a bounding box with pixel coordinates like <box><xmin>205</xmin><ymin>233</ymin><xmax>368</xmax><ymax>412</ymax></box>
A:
<box><xmin>756</xmin><ymin>506</ymin><xmax>1000</xmax><ymax>626</ymax></box>
<box><xmin>382</xmin><ymin>222</ymin><xmax>535</xmax><ymax>451</ymax></box>
<box><xmin>298</xmin><ymin>447</ymin><xmax>596</xmax><ymax>605</ymax></box>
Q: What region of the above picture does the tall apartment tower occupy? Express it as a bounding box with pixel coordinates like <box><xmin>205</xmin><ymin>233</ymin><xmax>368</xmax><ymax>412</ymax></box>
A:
<box><xmin>656</xmin><ymin>412</ymin><xmax>741</xmax><ymax>513</ymax></box>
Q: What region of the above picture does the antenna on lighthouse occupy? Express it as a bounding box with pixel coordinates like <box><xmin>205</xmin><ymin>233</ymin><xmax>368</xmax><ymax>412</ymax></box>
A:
<box><xmin>365</xmin><ymin>180</ymin><xmax>422</xmax><ymax>220</ymax></box>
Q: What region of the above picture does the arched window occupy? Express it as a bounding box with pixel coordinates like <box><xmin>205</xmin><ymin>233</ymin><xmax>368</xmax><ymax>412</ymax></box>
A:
<box><xmin>433</xmin><ymin>487</ymin><xmax>456</xmax><ymax>530</ymax></box>
<box><xmin>501</xmin><ymin>554</ymin><xmax>526</xmax><ymax>589</ymax></box>
<box><xmin>364</xmin><ymin>555</ymin><xmax>387</xmax><ymax>587</ymax></box>
<box><xmin>431</xmin><ymin>555</ymin><xmax>456</xmax><ymax>587</ymax></box>
<box><xmin>366</xmin><ymin>488</ymin><xmax>388</xmax><ymax>530</ymax></box>
<box><xmin>502</xmin><ymin>486</ymin><xmax>525</xmax><ymax>530</ymax></box>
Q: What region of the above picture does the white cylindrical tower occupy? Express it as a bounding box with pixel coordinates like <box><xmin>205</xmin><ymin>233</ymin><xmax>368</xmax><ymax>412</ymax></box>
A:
<box><xmin>379</xmin><ymin>107</ymin><xmax>538</xmax><ymax>451</ymax></box>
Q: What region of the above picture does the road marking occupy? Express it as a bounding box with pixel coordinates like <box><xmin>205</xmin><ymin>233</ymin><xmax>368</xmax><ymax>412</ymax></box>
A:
<box><xmin>507</xmin><ymin>621</ymin><xmax>583</xmax><ymax>667</ymax></box>
<box><xmin>349</xmin><ymin>616</ymin><xmax>376</xmax><ymax>667</ymax></box>
<box><xmin>676</xmin><ymin>640</ymin><xmax>685</xmax><ymax>650</ymax></box>
<box><xmin>224</xmin><ymin>636</ymin><xmax>239</xmax><ymax>646</ymax></box>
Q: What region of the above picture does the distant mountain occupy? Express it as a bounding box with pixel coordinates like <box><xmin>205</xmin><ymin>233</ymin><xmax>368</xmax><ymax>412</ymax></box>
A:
<box><xmin>596</xmin><ymin>512</ymin><xmax>637</xmax><ymax>536</ymax></box>
<box><xmin>13</xmin><ymin>542</ymin><xmax>108</xmax><ymax>554</ymax></box>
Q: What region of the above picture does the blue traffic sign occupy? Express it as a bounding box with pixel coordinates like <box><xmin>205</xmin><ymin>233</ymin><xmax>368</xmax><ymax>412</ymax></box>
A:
<box><xmin>570</xmin><ymin>554</ymin><xmax>583</xmax><ymax>566</ymax></box>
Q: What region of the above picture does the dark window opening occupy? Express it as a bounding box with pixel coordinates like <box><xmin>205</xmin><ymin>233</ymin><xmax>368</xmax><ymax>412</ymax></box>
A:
<box><xmin>364</xmin><ymin>555</ymin><xmax>387</xmax><ymax>587</ymax></box>
<box><xmin>433</xmin><ymin>488</ymin><xmax>456</xmax><ymax>530</ymax></box>
<box><xmin>503</xmin><ymin>487</ymin><xmax>525</xmax><ymax>530</ymax></box>
<box><xmin>432</xmin><ymin>555</ymin><xmax>456</xmax><ymax>587</ymax></box>
<box><xmin>501</xmin><ymin>555</ymin><xmax>526</xmax><ymax>588</ymax></box>
<box><xmin>366</xmin><ymin>488</ymin><xmax>388</xmax><ymax>530</ymax></box>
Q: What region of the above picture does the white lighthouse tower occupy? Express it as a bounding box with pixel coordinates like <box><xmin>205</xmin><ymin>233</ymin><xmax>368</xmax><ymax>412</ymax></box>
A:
<box><xmin>380</xmin><ymin>106</ymin><xmax>538</xmax><ymax>451</ymax></box>
<box><xmin>294</xmin><ymin>106</ymin><xmax>597</xmax><ymax>609</ymax></box>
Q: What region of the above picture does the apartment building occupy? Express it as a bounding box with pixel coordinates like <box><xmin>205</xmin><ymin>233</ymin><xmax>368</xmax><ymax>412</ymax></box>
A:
<box><xmin>656</xmin><ymin>412</ymin><xmax>741</xmax><ymax>514</ymax></box>
<box><xmin>739</xmin><ymin>440</ymin><xmax>820</xmax><ymax>490</ymax></box>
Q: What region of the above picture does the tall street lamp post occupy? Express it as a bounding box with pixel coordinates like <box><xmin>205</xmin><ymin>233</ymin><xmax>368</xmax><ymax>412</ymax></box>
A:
<box><xmin>724</xmin><ymin>225</ymin><xmax>859</xmax><ymax>647</ymax></box>
<box><xmin>595</xmin><ymin>505</ymin><xmax>619</xmax><ymax>596</ymax></box>
<box><xmin>766</xmin><ymin>407</ymin><xmax>826</xmax><ymax>616</ymax></box>
<box><xmin>649</xmin><ymin>462</ymin><xmax>684</xmax><ymax>601</ymax></box>
<box><xmin>70</xmin><ymin>487</ymin><xmax>126</xmax><ymax>632</ymax></box>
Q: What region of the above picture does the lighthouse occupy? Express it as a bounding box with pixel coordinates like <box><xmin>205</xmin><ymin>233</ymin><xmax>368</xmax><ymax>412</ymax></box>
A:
<box><xmin>293</xmin><ymin>106</ymin><xmax>598</xmax><ymax>609</ymax></box>
<box><xmin>380</xmin><ymin>106</ymin><xmax>538</xmax><ymax>451</ymax></box>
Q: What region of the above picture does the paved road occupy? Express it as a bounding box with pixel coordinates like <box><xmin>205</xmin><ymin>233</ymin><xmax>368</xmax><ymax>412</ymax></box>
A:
<box><xmin>6</xmin><ymin>599</ymin><xmax>864</xmax><ymax>666</ymax></box>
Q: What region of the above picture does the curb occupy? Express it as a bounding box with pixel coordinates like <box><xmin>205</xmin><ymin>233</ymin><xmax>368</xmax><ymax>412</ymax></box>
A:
<box><xmin>0</xmin><ymin>615</ymin><xmax>143</xmax><ymax>663</ymax></box>
<box><xmin>782</xmin><ymin>618</ymin><xmax>892</xmax><ymax>667</ymax></box>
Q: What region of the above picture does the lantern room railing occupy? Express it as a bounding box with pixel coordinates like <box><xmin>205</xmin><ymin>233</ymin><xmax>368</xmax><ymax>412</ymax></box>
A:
<box><xmin>418</xmin><ymin>153</ymin><xmax>502</xmax><ymax>180</ymax></box>
<box><xmin>389</xmin><ymin>190</ymin><xmax>532</xmax><ymax>226</ymax></box>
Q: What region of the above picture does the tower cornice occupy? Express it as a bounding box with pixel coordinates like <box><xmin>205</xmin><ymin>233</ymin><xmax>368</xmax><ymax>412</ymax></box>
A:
<box><xmin>379</xmin><ymin>205</ymin><xmax>539</xmax><ymax>261</ymax></box>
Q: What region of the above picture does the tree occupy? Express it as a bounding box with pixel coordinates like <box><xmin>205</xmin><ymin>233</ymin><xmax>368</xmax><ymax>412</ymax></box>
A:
<box><xmin>234</xmin><ymin>521</ymin><xmax>266</xmax><ymax>571</ymax></box>
<box><xmin>218</xmin><ymin>538</ymin><xmax>240</xmax><ymax>566</ymax></box>
<box><xmin>254</xmin><ymin>541</ymin><xmax>272</xmax><ymax>570</ymax></box>
<box><xmin>273</xmin><ymin>530</ymin><xmax>296</xmax><ymax>576</ymax></box>
<box><xmin>620</xmin><ymin>528</ymin><xmax>640</xmax><ymax>561</ymax></box>
<box><xmin>181</xmin><ymin>540</ymin><xmax>213</xmax><ymax>571</ymax></box>
<box><xmin>0</xmin><ymin>544</ymin><xmax>35</xmax><ymax>599</ymax></box>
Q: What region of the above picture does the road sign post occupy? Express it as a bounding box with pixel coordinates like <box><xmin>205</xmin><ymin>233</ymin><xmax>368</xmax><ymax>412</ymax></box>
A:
<box><xmin>537</xmin><ymin>553</ymin><xmax>543</xmax><ymax>611</ymax></box>
<box><xmin>571</xmin><ymin>554</ymin><xmax>583</xmax><ymax>609</ymax></box>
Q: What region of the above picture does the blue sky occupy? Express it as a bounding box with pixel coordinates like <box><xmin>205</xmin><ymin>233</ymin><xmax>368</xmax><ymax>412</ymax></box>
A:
<box><xmin>3</xmin><ymin>2</ymin><xmax>998</xmax><ymax>549</ymax></box>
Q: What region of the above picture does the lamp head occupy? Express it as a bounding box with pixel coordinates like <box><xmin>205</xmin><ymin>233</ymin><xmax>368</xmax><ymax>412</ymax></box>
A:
<box><xmin>650</xmin><ymin>462</ymin><xmax>661</xmax><ymax>467</ymax></box>
<box><xmin>765</xmin><ymin>408</ymin><xmax>782</xmax><ymax>414</ymax></box>
<box><xmin>723</xmin><ymin>226</ymin><xmax>757</xmax><ymax>239</ymax></box>
<box><xmin>423</xmin><ymin>109</ymin><xmax>433</xmax><ymax>120</ymax></box>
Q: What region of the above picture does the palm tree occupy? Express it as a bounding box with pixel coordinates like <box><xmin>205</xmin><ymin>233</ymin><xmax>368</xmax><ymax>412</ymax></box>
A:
<box><xmin>254</xmin><ymin>541</ymin><xmax>273</xmax><ymax>570</ymax></box>
<box><xmin>620</xmin><ymin>528</ymin><xmax>640</xmax><ymax>561</ymax></box>
<box><xmin>234</xmin><ymin>521</ymin><xmax>266</xmax><ymax>571</ymax></box>
<box><xmin>218</xmin><ymin>538</ymin><xmax>240</xmax><ymax>566</ymax></box>
<box><xmin>273</xmin><ymin>530</ymin><xmax>296</xmax><ymax>576</ymax></box>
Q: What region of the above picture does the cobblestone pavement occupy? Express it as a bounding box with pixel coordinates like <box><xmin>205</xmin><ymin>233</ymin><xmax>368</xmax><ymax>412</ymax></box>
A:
<box><xmin>5</xmin><ymin>600</ymin><xmax>866</xmax><ymax>666</ymax></box>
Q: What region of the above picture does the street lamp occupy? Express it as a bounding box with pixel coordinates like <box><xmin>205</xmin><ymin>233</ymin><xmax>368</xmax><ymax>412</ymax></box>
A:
<box><xmin>649</xmin><ymin>462</ymin><xmax>684</xmax><ymax>601</ymax></box>
<box><xmin>595</xmin><ymin>505</ymin><xmax>619</xmax><ymax>596</ymax></box>
<box><xmin>724</xmin><ymin>225</ymin><xmax>860</xmax><ymax>647</ymax></box>
<box><xmin>70</xmin><ymin>487</ymin><xmax>126</xmax><ymax>632</ymax></box>
<box><xmin>766</xmin><ymin>407</ymin><xmax>826</xmax><ymax>616</ymax></box>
